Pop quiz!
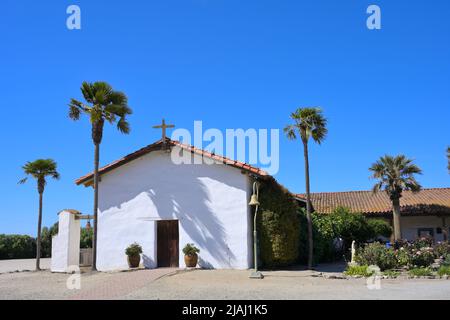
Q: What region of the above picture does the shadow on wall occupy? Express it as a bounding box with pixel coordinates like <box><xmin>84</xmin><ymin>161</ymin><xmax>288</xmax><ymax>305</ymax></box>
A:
<box><xmin>142</xmin><ymin>254</ymin><xmax>155</xmax><ymax>268</ymax></box>
<box><xmin>98</xmin><ymin>154</ymin><xmax>240</xmax><ymax>268</ymax></box>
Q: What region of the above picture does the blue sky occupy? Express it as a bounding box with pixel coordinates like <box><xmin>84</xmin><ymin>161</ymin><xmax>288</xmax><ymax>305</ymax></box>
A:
<box><xmin>1</xmin><ymin>0</ymin><xmax>449</xmax><ymax>235</ymax></box>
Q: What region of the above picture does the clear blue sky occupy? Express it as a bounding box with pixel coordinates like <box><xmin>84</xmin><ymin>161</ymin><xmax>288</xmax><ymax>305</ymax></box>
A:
<box><xmin>1</xmin><ymin>0</ymin><xmax>449</xmax><ymax>236</ymax></box>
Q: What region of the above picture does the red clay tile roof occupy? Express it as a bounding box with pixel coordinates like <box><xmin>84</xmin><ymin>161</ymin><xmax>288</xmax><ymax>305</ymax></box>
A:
<box><xmin>75</xmin><ymin>138</ymin><xmax>269</xmax><ymax>186</ymax></box>
<box><xmin>295</xmin><ymin>188</ymin><xmax>450</xmax><ymax>216</ymax></box>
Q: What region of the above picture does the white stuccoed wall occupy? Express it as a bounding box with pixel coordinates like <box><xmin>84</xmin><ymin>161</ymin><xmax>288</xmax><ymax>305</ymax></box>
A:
<box><xmin>51</xmin><ymin>210</ymin><xmax>80</xmax><ymax>272</ymax></box>
<box><xmin>96</xmin><ymin>148</ymin><xmax>252</xmax><ymax>271</ymax></box>
<box><xmin>401</xmin><ymin>216</ymin><xmax>448</xmax><ymax>242</ymax></box>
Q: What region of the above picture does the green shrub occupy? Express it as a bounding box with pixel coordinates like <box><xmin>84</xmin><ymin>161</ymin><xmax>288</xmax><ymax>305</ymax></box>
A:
<box><xmin>356</xmin><ymin>242</ymin><xmax>398</xmax><ymax>271</ymax></box>
<box><xmin>409</xmin><ymin>267</ymin><xmax>433</xmax><ymax>277</ymax></box>
<box><xmin>302</xmin><ymin>207</ymin><xmax>392</xmax><ymax>264</ymax></box>
<box><xmin>80</xmin><ymin>227</ymin><xmax>93</xmax><ymax>249</ymax></box>
<box><xmin>125</xmin><ymin>243</ymin><xmax>142</xmax><ymax>256</ymax></box>
<box><xmin>382</xmin><ymin>270</ymin><xmax>400</xmax><ymax>278</ymax></box>
<box><xmin>301</xmin><ymin>212</ymin><xmax>335</xmax><ymax>264</ymax></box>
<box><xmin>437</xmin><ymin>266</ymin><xmax>450</xmax><ymax>276</ymax></box>
<box><xmin>182</xmin><ymin>243</ymin><xmax>200</xmax><ymax>256</ymax></box>
<box><xmin>330</xmin><ymin>207</ymin><xmax>390</xmax><ymax>248</ymax></box>
<box><xmin>0</xmin><ymin>234</ymin><xmax>36</xmax><ymax>260</ymax></box>
<box><xmin>258</xmin><ymin>179</ymin><xmax>300</xmax><ymax>268</ymax></box>
<box><xmin>344</xmin><ymin>265</ymin><xmax>374</xmax><ymax>277</ymax></box>
<box><xmin>443</xmin><ymin>254</ymin><xmax>450</xmax><ymax>266</ymax></box>
<box><xmin>367</xmin><ymin>219</ymin><xmax>392</xmax><ymax>239</ymax></box>
<box><xmin>40</xmin><ymin>222</ymin><xmax>59</xmax><ymax>257</ymax></box>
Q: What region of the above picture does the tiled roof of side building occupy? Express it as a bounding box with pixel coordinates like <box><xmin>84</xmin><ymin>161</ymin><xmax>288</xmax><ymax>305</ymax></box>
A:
<box><xmin>295</xmin><ymin>188</ymin><xmax>450</xmax><ymax>216</ymax></box>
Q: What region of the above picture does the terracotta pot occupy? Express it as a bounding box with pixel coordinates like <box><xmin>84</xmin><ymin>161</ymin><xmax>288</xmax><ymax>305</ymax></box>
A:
<box><xmin>127</xmin><ymin>254</ymin><xmax>141</xmax><ymax>268</ymax></box>
<box><xmin>184</xmin><ymin>254</ymin><xmax>198</xmax><ymax>268</ymax></box>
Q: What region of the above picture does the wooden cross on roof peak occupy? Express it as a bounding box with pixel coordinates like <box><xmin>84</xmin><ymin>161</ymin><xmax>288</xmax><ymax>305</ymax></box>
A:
<box><xmin>153</xmin><ymin>118</ymin><xmax>175</xmax><ymax>141</ymax></box>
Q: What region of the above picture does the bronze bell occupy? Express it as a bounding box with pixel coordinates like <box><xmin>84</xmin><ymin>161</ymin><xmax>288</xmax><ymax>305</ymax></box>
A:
<box><xmin>249</xmin><ymin>194</ymin><xmax>260</xmax><ymax>206</ymax></box>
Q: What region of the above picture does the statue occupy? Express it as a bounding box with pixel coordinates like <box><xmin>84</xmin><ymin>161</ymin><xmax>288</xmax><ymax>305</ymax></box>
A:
<box><xmin>350</xmin><ymin>240</ymin><xmax>357</xmax><ymax>266</ymax></box>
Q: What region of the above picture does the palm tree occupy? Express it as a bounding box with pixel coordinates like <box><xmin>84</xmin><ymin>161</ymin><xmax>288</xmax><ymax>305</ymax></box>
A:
<box><xmin>369</xmin><ymin>155</ymin><xmax>422</xmax><ymax>241</ymax></box>
<box><xmin>69</xmin><ymin>81</ymin><xmax>132</xmax><ymax>271</ymax></box>
<box><xmin>284</xmin><ymin>107</ymin><xmax>327</xmax><ymax>269</ymax></box>
<box><xmin>19</xmin><ymin>159</ymin><xmax>60</xmax><ymax>270</ymax></box>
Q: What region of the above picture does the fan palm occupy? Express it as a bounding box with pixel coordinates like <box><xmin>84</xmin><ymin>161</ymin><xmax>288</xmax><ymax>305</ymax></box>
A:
<box><xmin>69</xmin><ymin>81</ymin><xmax>132</xmax><ymax>271</ymax></box>
<box><xmin>369</xmin><ymin>155</ymin><xmax>422</xmax><ymax>241</ymax></box>
<box><xmin>284</xmin><ymin>107</ymin><xmax>327</xmax><ymax>269</ymax></box>
<box><xmin>19</xmin><ymin>159</ymin><xmax>60</xmax><ymax>270</ymax></box>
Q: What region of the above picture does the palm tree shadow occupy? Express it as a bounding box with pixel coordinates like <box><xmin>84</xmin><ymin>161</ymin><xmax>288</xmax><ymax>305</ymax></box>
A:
<box><xmin>146</xmin><ymin>167</ymin><xmax>237</xmax><ymax>268</ymax></box>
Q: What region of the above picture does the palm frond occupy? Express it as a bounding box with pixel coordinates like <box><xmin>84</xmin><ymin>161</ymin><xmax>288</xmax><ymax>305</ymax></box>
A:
<box><xmin>71</xmin><ymin>81</ymin><xmax>133</xmax><ymax>138</ymax></box>
<box><xmin>81</xmin><ymin>82</ymin><xmax>94</xmax><ymax>103</ymax></box>
<box><xmin>108</xmin><ymin>91</ymin><xmax>128</xmax><ymax>107</ymax></box>
<box><xmin>286</xmin><ymin>107</ymin><xmax>327</xmax><ymax>144</ymax></box>
<box><xmin>283</xmin><ymin>125</ymin><xmax>296</xmax><ymax>140</ymax></box>
<box><xmin>117</xmin><ymin>117</ymin><xmax>130</xmax><ymax>134</ymax></box>
<box><xmin>369</xmin><ymin>154</ymin><xmax>422</xmax><ymax>199</ymax></box>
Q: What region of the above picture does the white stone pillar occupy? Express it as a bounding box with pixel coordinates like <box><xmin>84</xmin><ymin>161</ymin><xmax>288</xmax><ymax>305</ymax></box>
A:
<box><xmin>51</xmin><ymin>210</ymin><xmax>81</xmax><ymax>272</ymax></box>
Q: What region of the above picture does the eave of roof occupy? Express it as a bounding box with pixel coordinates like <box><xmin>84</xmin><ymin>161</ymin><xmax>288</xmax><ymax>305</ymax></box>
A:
<box><xmin>75</xmin><ymin>138</ymin><xmax>269</xmax><ymax>187</ymax></box>
<box><xmin>295</xmin><ymin>188</ymin><xmax>450</xmax><ymax>217</ymax></box>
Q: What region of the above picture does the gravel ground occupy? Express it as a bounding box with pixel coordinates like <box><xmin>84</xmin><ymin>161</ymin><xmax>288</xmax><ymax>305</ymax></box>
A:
<box><xmin>0</xmin><ymin>258</ymin><xmax>51</xmax><ymax>274</ymax></box>
<box><xmin>126</xmin><ymin>269</ymin><xmax>450</xmax><ymax>300</ymax></box>
<box><xmin>1</xmin><ymin>267</ymin><xmax>450</xmax><ymax>300</ymax></box>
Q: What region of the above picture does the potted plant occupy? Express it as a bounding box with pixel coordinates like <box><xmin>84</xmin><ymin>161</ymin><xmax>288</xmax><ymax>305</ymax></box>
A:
<box><xmin>183</xmin><ymin>243</ymin><xmax>200</xmax><ymax>268</ymax></box>
<box><xmin>125</xmin><ymin>242</ymin><xmax>142</xmax><ymax>268</ymax></box>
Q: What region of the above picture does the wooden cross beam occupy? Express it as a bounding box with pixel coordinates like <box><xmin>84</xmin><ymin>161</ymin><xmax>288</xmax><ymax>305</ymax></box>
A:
<box><xmin>153</xmin><ymin>118</ymin><xmax>175</xmax><ymax>141</ymax></box>
<box><xmin>75</xmin><ymin>215</ymin><xmax>94</xmax><ymax>220</ymax></box>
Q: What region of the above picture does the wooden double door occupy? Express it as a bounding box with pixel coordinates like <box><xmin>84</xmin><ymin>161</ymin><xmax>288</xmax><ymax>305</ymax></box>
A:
<box><xmin>157</xmin><ymin>220</ymin><xmax>179</xmax><ymax>268</ymax></box>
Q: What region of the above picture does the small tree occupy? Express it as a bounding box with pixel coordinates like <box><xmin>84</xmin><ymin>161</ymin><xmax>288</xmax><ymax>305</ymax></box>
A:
<box><xmin>19</xmin><ymin>159</ymin><xmax>60</xmax><ymax>270</ymax></box>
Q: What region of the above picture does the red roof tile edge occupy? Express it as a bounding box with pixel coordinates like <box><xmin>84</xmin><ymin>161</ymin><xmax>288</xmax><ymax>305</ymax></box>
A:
<box><xmin>295</xmin><ymin>188</ymin><xmax>450</xmax><ymax>216</ymax></box>
<box><xmin>75</xmin><ymin>138</ymin><xmax>269</xmax><ymax>186</ymax></box>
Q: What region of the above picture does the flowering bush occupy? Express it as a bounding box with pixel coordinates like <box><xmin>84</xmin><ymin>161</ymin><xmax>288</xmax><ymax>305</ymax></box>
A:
<box><xmin>356</xmin><ymin>239</ymin><xmax>448</xmax><ymax>271</ymax></box>
<box><xmin>411</xmin><ymin>237</ymin><xmax>434</xmax><ymax>250</ymax></box>
<box><xmin>409</xmin><ymin>247</ymin><xmax>435</xmax><ymax>267</ymax></box>
<box><xmin>395</xmin><ymin>247</ymin><xmax>411</xmax><ymax>267</ymax></box>
<box><xmin>356</xmin><ymin>242</ymin><xmax>398</xmax><ymax>271</ymax></box>
<box><xmin>434</xmin><ymin>241</ymin><xmax>450</xmax><ymax>259</ymax></box>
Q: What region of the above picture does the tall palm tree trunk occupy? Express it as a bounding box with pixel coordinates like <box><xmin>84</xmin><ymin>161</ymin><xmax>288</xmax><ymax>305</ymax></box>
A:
<box><xmin>303</xmin><ymin>140</ymin><xmax>314</xmax><ymax>269</ymax></box>
<box><xmin>392</xmin><ymin>198</ymin><xmax>402</xmax><ymax>241</ymax></box>
<box><xmin>36</xmin><ymin>192</ymin><xmax>43</xmax><ymax>271</ymax></box>
<box><xmin>92</xmin><ymin>143</ymin><xmax>100</xmax><ymax>271</ymax></box>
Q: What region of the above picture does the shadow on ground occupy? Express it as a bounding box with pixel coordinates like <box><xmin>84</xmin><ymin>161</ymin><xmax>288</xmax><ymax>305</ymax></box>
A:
<box><xmin>261</xmin><ymin>262</ymin><xmax>347</xmax><ymax>278</ymax></box>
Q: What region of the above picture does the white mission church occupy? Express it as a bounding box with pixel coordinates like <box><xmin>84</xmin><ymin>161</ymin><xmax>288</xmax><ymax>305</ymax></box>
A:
<box><xmin>51</xmin><ymin>130</ymin><xmax>269</xmax><ymax>272</ymax></box>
